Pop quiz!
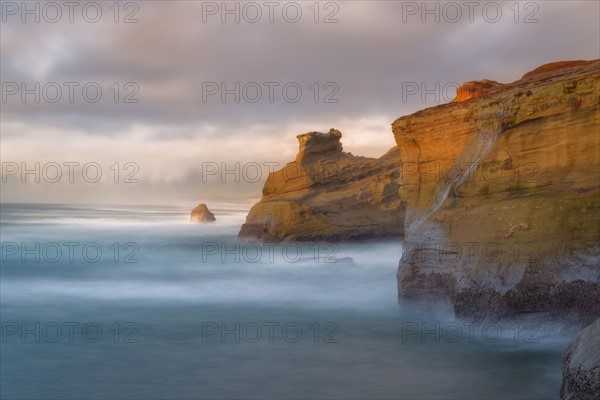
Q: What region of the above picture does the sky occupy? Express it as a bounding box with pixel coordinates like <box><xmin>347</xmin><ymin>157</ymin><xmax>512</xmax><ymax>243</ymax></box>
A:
<box><xmin>1</xmin><ymin>0</ymin><xmax>599</xmax><ymax>206</ymax></box>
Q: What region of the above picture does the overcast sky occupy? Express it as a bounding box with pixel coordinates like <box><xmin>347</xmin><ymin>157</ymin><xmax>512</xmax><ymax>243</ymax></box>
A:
<box><xmin>1</xmin><ymin>0</ymin><xmax>598</xmax><ymax>206</ymax></box>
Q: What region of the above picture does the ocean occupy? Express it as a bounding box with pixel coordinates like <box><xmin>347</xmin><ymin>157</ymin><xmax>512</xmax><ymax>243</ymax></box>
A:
<box><xmin>0</xmin><ymin>203</ymin><xmax>568</xmax><ymax>399</ymax></box>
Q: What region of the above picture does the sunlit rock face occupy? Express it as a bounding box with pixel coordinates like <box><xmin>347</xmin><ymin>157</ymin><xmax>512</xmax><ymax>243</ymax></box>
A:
<box><xmin>561</xmin><ymin>318</ymin><xmax>600</xmax><ymax>400</ymax></box>
<box><xmin>521</xmin><ymin>60</ymin><xmax>596</xmax><ymax>79</ymax></box>
<box><xmin>394</xmin><ymin>60</ymin><xmax>600</xmax><ymax>322</ymax></box>
<box><xmin>238</xmin><ymin>129</ymin><xmax>404</xmax><ymax>242</ymax></box>
<box><xmin>452</xmin><ymin>80</ymin><xmax>504</xmax><ymax>102</ymax></box>
<box><xmin>190</xmin><ymin>203</ymin><xmax>216</xmax><ymax>223</ymax></box>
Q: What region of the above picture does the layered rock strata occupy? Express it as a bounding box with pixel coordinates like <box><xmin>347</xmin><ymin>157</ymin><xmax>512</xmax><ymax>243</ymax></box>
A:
<box><xmin>238</xmin><ymin>129</ymin><xmax>404</xmax><ymax>241</ymax></box>
<box><xmin>394</xmin><ymin>60</ymin><xmax>600</xmax><ymax>322</ymax></box>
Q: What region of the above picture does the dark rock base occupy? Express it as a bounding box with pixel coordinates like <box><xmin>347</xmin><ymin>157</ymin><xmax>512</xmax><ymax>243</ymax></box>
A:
<box><xmin>400</xmin><ymin>273</ymin><xmax>599</xmax><ymax>324</ymax></box>
<box><xmin>560</xmin><ymin>366</ymin><xmax>600</xmax><ymax>400</ymax></box>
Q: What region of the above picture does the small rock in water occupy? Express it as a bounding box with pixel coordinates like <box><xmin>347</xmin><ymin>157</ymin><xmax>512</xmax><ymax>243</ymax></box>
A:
<box><xmin>190</xmin><ymin>203</ymin><xmax>216</xmax><ymax>223</ymax></box>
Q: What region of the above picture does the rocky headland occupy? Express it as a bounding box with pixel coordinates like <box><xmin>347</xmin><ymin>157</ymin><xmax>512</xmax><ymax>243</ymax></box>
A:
<box><xmin>239</xmin><ymin>61</ymin><xmax>598</xmax><ymax>322</ymax></box>
<box><xmin>237</xmin><ymin>60</ymin><xmax>599</xmax><ymax>397</ymax></box>
<box><xmin>395</xmin><ymin>60</ymin><xmax>599</xmax><ymax>323</ymax></box>
<box><xmin>238</xmin><ymin>129</ymin><xmax>404</xmax><ymax>241</ymax></box>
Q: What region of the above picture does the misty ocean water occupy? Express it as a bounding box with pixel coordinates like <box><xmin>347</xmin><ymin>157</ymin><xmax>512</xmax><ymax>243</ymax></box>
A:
<box><xmin>0</xmin><ymin>203</ymin><xmax>567</xmax><ymax>399</ymax></box>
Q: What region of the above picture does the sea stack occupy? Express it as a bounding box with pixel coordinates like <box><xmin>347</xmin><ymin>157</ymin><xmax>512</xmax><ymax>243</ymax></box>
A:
<box><xmin>190</xmin><ymin>203</ymin><xmax>216</xmax><ymax>223</ymax></box>
<box><xmin>238</xmin><ymin>128</ymin><xmax>404</xmax><ymax>241</ymax></box>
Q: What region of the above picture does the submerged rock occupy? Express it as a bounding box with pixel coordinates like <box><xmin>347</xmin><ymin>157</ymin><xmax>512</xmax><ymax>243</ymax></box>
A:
<box><xmin>561</xmin><ymin>319</ymin><xmax>600</xmax><ymax>400</ymax></box>
<box><xmin>190</xmin><ymin>203</ymin><xmax>216</xmax><ymax>223</ymax></box>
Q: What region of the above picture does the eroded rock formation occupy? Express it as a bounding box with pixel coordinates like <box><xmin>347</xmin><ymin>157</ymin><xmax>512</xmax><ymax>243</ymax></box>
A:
<box><xmin>395</xmin><ymin>60</ymin><xmax>600</xmax><ymax>322</ymax></box>
<box><xmin>238</xmin><ymin>129</ymin><xmax>404</xmax><ymax>241</ymax></box>
<box><xmin>452</xmin><ymin>79</ymin><xmax>504</xmax><ymax>102</ymax></box>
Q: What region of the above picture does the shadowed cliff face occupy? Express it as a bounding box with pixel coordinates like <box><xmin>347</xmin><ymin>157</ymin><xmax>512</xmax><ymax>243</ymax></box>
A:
<box><xmin>238</xmin><ymin>129</ymin><xmax>404</xmax><ymax>241</ymax></box>
<box><xmin>561</xmin><ymin>318</ymin><xmax>600</xmax><ymax>400</ymax></box>
<box><xmin>394</xmin><ymin>60</ymin><xmax>600</xmax><ymax>322</ymax></box>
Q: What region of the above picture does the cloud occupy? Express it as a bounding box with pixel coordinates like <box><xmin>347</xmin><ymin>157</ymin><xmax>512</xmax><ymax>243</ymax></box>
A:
<box><xmin>1</xmin><ymin>0</ymin><xmax>598</xmax><ymax>204</ymax></box>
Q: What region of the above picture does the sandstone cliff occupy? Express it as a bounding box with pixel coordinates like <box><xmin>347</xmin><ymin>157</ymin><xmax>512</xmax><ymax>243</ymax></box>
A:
<box><xmin>395</xmin><ymin>60</ymin><xmax>600</xmax><ymax>322</ymax></box>
<box><xmin>238</xmin><ymin>129</ymin><xmax>404</xmax><ymax>241</ymax></box>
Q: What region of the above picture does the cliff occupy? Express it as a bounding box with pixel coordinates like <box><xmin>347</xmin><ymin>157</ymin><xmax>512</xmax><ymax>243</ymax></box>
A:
<box><xmin>394</xmin><ymin>60</ymin><xmax>600</xmax><ymax>322</ymax></box>
<box><xmin>238</xmin><ymin>129</ymin><xmax>404</xmax><ymax>241</ymax></box>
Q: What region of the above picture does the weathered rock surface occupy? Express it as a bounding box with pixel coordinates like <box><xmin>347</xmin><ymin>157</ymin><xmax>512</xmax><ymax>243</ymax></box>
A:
<box><xmin>190</xmin><ymin>203</ymin><xmax>216</xmax><ymax>223</ymax></box>
<box><xmin>452</xmin><ymin>79</ymin><xmax>504</xmax><ymax>102</ymax></box>
<box><xmin>238</xmin><ymin>129</ymin><xmax>404</xmax><ymax>241</ymax></box>
<box><xmin>522</xmin><ymin>60</ymin><xmax>596</xmax><ymax>79</ymax></box>
<box><xmin>561</xmin><ymin>318</ymin><xmax>600</xmax><ymax>400</ymax></box>
<box><xmin>395</xmin><ymin>60</ymin><xmax>600</xmax><ymax>322</ymax></box>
